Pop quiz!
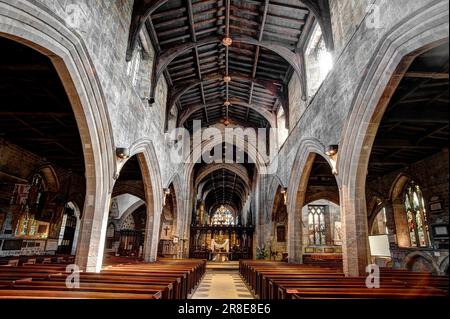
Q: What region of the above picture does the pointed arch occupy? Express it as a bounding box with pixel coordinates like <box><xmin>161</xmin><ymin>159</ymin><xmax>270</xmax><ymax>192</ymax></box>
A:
<box><xmin>286</xmin><ymin>138</ymin><xmax>338</xmax><ymax>263</ymax></box>
<box><xmin>127</xmin><ymin>138</ymin><xmax>164</xmax><ymax>262</ymax></box>
<box><xmin>338</xmin><ymin>1</ymin><xmax>448</xmax><ymax>275</ymax></box>
<box><xmin>0</xmin><ymin>0</ymin><xmax>115</xmax><ymax>272</ymax></box>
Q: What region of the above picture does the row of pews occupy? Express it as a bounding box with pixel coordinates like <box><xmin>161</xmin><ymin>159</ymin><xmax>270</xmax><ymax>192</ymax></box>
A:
<box><xmin>240</xmin><ymin>260</ymin><xmax>449</xmax><ymax>299</ymax></box>
<box><xmin>0</xmin><ymin>255</ymin><xmax>75</xmax><ymax>266</ymax></box>
<box><xmin>0</xmin><ymin>258</ymin><xmax>206</xmax><ymax>299</ymax></box>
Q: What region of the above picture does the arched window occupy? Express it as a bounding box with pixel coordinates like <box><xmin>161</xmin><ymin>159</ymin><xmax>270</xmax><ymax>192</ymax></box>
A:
<box><xmin>305</xmin><ymin>23</ymin><xmax>333</xmax><ymax>99</ymax></box>
<box><xmin>127</xmin><ymin>44</ymin><xmax>142</xmax><ymax>89</ymax></box>
<box><xmin>404</xmin><ymin>181</ymin><xmax>430</xmax><ymax>247</ymax></box>
<box><xmin>308</xmin><ymin>205</ymin><xmax>326</xmax><ymax>246</ymax></box>
<box><xmin>212</xmin><ymin>206</ymin><xmax>234</xmax><ymax>226</ymax></box>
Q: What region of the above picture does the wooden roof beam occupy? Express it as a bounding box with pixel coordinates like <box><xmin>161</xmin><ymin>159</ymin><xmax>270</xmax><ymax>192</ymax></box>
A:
<box><xmin>178</xmin><ymin>98</ymin><xmax>276</xmax><ymax>128</ymax></box>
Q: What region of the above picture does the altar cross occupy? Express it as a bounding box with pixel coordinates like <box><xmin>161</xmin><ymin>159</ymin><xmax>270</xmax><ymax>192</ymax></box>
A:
<box><xmin>164</xmin><ymin>226</ymin><xmax>170</xmax><ymax>236</ymax></box>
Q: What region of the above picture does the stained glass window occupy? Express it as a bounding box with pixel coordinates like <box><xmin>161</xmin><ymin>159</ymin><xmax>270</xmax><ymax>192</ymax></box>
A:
<box><xmin>15</xmin><ymin>174</ymin><xmax>46</xmax><ymax>238</ymax></box>
<box><xmin>308</xmin><ymin>205</ymin><xmax>326</xmax><ymax>246</ymax></box>
<box><xmin>211</xmin><ymin>206</ymin><xmax>234</xmax><ymax>226</ymax></box>
<box><xmin>404</xmin><ymin>181</ymin><xmax>430</xmax><ymax>247</ymax></box>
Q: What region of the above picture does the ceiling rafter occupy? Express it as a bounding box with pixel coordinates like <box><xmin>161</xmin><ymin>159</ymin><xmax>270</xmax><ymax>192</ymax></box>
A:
<box><xmin>127</xmin><ymin>1</ymin><xmax>331</xmax><ymax>130</ymax></box>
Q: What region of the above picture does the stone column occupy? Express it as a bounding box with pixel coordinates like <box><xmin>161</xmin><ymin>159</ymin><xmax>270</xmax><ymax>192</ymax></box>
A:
<box><xmin>143</xmin><ymin>200</ymin><xmax>161</xmax><ymax>262</ymax></box>
<box><xmin>75</xmin><ymin>193</ymin><xmax>111</xmax><ymax>273</ymax></box>
<box><xmin>341</xmin><ymin>185</ymin><xmax>371</xmax><ymax>276</ymax></box>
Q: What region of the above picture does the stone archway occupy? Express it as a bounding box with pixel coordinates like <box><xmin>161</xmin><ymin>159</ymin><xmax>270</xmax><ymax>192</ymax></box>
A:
<box><xmin>181</xmin><ymin>133</ymin><xmax>269</xmax><ymax>255</ymax></box>
<box><xmin>286</xmin><ymin>138</ymin><xmax>337</xmax><ymax>263</ymax></box>
<box><xmin>338</xmin><ymin>2</ymin><xmax>448</xmax><ymax>276</ymax></box>
<box><xmin>128</xmin><ymin>139</ymin><xmax>164</xmax><ymax>262</ymax></box>
<box><xmin>0</xmin><ymin>0</ymin><xmax>115</xmax><ymax>272</ymax></box>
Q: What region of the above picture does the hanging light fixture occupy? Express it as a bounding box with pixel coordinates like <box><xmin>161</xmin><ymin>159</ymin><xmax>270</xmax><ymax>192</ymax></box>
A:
<box><xmin>163</xmin><ymin>188</ymin><xmax>171</xmax><ymax>206</ymax></box>
<box><xmin>224</xmin><ymin>100</ymin><xmax>231</xmax><ymax>107</ymax></box>
<box><xmin>116</xmin><ymin>147</ymin><xmax>130</xmax><ymax>159</ymax></box>
<box><xmin>223</xmin><ymin>75</ymin><xmax>232</xmax><ymax>83</ymax></box>
<box><xmin>280</xmin><ymin>188</ymin><xmax>288</xmax><ymax>205</ymax></box>
<box><xmin>222</xmin><ymin>36</ymin><xmax>233</xmax><ymax>47</ymax></box>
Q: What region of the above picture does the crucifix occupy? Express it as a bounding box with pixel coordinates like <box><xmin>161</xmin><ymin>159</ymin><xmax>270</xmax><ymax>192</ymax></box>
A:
<box><xmin>164</xmin><ymin>226</ymin><xmax>170</xmax><ymax>237</ymax></box>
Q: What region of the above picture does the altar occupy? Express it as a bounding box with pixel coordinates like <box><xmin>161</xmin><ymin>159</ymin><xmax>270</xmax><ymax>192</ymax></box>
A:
<box><xmin>189</xmin><ymin>226</ymin><xmax>254</xmax><ymax>261</ymax></box>
<box><xmin>210</xmin><ymin>238</ymin><xmax>230</xmax><ymax>262</ymax></box>
<box><xmin>189</xmin><ymin>205</ymin><xmax>254</xmax><ymax>261</ymax></box>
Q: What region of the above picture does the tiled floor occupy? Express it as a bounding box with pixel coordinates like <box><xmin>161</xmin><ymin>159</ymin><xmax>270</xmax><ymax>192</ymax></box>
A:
<box><xmin>191</xmin><ymin>270</ymin><xmax>254</xmax><ymax>299</ymax></box>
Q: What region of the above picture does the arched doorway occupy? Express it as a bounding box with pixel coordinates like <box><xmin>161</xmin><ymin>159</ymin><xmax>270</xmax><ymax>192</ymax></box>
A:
<box><xmin>300</xmin><ymin>154</ymin><xmax>342</xmax><ymax>266</ymax></box>
<box><xmin>108</xmin><ymin>155</ymin><xmax>149</xmax><ymax>261</ymax></box>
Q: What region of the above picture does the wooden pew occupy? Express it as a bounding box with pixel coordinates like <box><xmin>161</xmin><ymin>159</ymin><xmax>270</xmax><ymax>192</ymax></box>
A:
<box><xmin>239</xmin><ymin>260</ymin><xmax>448</xmax><ymax>300</ymax></box>
<box><xmin>0</xmin><ymin>258</ymin><xmax>206</xmax><ymax>300</ymax></box>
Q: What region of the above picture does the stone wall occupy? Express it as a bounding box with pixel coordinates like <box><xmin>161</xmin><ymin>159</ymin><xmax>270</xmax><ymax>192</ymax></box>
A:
<box><xmin>33</xmin><ymin>0</ymin><xmax>177</xmax><ymax>185</ymax></box>
<box><xmin>262</xmin><ymin>0</ymin><xmax>446</xmax><ymax>273</ymax></box>
<box><xmin>329</xmin><ymin>0</ymin><xmax>372</xmax><ymax>58</ymax></box>
<box><xmin>269</xmin><ymin>0</ymin><xmax>441</xmax><ymax>205</ymax></box>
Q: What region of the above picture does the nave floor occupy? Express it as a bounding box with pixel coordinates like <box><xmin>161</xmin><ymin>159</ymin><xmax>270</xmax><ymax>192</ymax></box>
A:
<box><xmin>191</xmin><ymin>262</ymin><xmax>254</xmax><ymax>299</ymax></box>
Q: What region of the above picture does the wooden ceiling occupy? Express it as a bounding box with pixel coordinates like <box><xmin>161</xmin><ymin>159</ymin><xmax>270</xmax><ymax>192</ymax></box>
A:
<box><xmin>128</xmin><ymin>0</ymin><xmax>333</xmax><ymax>131</ymax></box>
<box><xmin>0</xmin><ymin>37</ymin><xmax>85</xmax><ymax>175</ymax></box>
<box><xmin>202</xmin><ymin>167</ymin><xmax>248</xmax><ymax>212</ymax></box>
<box><xmin>369</xmin><ymin>42</ymin><xmax>449</xmax><ymax>178</ymax></box>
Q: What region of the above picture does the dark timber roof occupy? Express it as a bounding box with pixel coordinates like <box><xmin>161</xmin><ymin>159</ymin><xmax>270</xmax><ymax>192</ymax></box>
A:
<box><xmin>0</xmin><ymin>37</ymin><xmax>84</xmax><ymax>175</ymax></box>
<box><xmin>127</xmin><ymin>0</ymin><xmax>334</xmax><ymax>131</ymax></box>
<box><xmin>369</xmin><ymin>42</ymin><xmax>449</xmax><ymax>178</ymax></box>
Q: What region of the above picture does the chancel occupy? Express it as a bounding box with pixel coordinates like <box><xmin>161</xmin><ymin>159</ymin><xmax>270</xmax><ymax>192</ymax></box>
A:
<box><xmin>0</xmin><ymin>0</ymin><xmax>448</xmax><ymax>302</ymax></box>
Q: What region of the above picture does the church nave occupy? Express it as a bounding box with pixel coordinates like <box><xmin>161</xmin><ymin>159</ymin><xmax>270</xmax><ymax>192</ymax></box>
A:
<box><xmin>0</xmin><ymin>0</ymin><xmax>448</xmax><ymax>307</ymax></box>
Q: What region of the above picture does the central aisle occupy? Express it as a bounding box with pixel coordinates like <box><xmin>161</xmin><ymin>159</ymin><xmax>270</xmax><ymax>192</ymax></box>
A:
<box><xmin>191</xmin><ymin>262</ymin><xmax>254</xmax><ymax>299</ymax></box>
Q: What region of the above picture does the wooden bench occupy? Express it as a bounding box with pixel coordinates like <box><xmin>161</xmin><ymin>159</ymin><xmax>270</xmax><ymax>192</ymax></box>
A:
<box><xmin>0</xmin><ymin>258</ymin><xmax>206</xmax><ymax>300</ymax></box>
<box><xmin>239</xmin><ymin>260</ymin><xmax>448</xmax><ymax>300</ymax></box>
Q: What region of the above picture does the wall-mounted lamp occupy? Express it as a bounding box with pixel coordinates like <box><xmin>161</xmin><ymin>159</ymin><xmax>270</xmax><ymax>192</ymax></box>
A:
<box><xmin>325</xmin><ymin>145</ymin><xmax>339</xmax><ymax>176</ymax></box>
<box><xmin>116</xmin><ymin>147</ymin><xmax>130</xmax><ymax>160</ymax></box>
<box><xmin>163</xmin><ymin>188</ymin><xmax>171</xmax><ymax>206</ymax></box>
<box><xmin>325</xmin><ymin>145</ymin><xmax>339</xmax><ymax>157</ymax></box>
<box><xmin>280</xmin><ymin>188</ymin><xmax>288</xmax><ymax>205</ymax></box>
